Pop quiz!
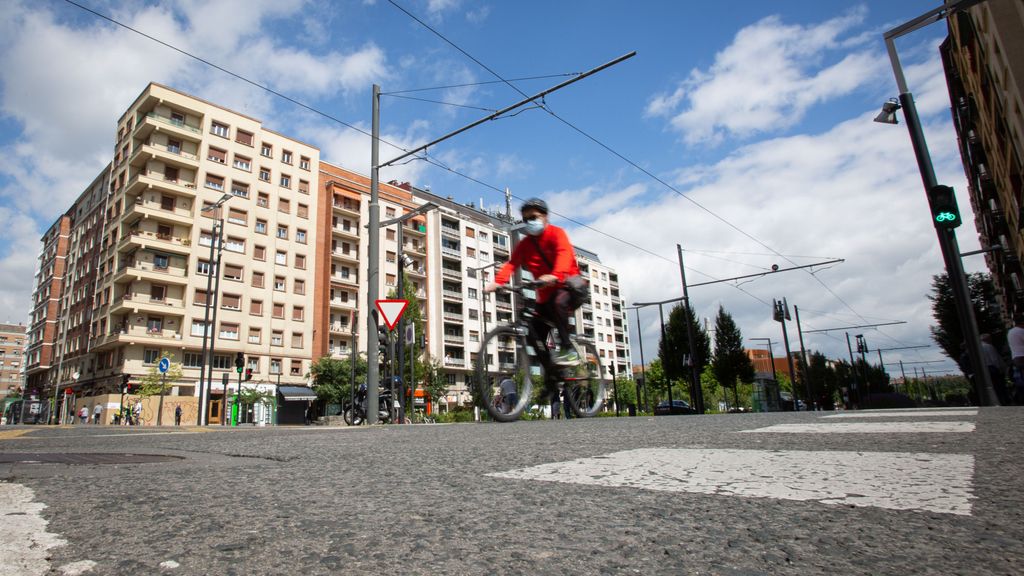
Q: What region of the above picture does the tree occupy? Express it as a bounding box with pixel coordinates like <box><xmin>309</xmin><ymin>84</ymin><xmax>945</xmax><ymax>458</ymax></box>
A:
<box><xmin>928</xmin><ymin>272</ymin><xmax>1004</xmax><ymax>365</ymax></box>
<box><xmin>309</xmin><ymin>355</ymin><xmax>367</xmax><ymax>406</ymax></box>
<box><xmin>420</xmin><ymin>358</ymin><xmax>448</xmax><ymax>409</ymax></box>
<box><xmin>658</xmin><ymin>302</ymin><xmax>711</xmax><ymax>384</ymax></box>
<box><xmin>710</xmin><ymin>306</ymin><xmax>755</xmax><ymax>407</ymax></box>
<box><xmin>805</xmin><ymin>351</ymin><xmax>839</xmax><ymax>409</ymax></box>
<box><xmin>136</xmin><ymin>352</ymin><xmax>183</xmax><ymax>398</ymax></box>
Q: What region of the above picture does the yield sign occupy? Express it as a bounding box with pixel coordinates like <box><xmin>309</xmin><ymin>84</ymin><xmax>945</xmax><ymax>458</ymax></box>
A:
<box><xmin>375</xmin><ymin>299</ymin><xmax>408</xmax><ymax>330</ymax></box>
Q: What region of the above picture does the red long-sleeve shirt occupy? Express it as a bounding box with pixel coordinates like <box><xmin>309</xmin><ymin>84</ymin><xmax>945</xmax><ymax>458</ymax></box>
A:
<box><xmin>494</xmin><ymin>224</ymin><xmax>580</xmax><ymax>303</ymax></box>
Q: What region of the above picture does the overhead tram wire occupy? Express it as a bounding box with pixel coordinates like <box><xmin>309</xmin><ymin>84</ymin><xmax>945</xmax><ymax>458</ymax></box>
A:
<box><xmin>382</xmin><ymin>73</ymin><xmax>582</xmax><ymax>95</ymax></box>
<box><xmin>386</xmin><ymin>0</ymin><xmax>881</xmax><ymax>329</ymax></box>
<box><xmin>382</xmin><ymin>94</ymin><xmax>499</xmax><ymax>113</ymax></box>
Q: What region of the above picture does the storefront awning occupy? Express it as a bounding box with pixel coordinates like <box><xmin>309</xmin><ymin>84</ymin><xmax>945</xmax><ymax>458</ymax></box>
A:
<box><xmin>278</xmin><ymin>386</ymin><xmax>317</xmax><ymax>401</ymax></box>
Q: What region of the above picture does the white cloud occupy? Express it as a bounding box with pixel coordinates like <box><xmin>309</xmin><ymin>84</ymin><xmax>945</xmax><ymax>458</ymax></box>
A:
<box><xmin>646</xmin><ymin>8</ymin><xmax>883</xmax><ymax>145</ymax></box>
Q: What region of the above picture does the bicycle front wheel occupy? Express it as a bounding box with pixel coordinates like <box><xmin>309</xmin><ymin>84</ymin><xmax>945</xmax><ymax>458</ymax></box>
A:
<box><xmin>565</xmin><ymin>341</ymin><xmax>605</xmax><ymax>418</ymax></box>
<box><xmin>476</xmin><ymin>326</ymin><xmax>536</xmax><ymax>422</ymax></box>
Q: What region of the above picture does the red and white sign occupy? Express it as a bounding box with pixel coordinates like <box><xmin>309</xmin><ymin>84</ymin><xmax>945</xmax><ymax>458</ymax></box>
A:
<box><xmin>375</xmin><ymin>299</ymin><xmax>408</xmax><ymax>331</ymax></box>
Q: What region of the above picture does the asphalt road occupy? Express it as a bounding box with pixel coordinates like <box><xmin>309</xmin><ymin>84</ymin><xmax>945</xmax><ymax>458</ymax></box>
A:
<box><xmin>1</xmin><ymin>407</ymin><xmax>1021</xmax><ymax>575</ymax></box>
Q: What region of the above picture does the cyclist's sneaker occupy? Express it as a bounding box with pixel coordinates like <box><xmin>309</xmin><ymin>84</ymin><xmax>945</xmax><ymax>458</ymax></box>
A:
<box><xmin>554</xmin><ymin>347</ymin><xmax>581</xmax><ymax>366</ymax></box>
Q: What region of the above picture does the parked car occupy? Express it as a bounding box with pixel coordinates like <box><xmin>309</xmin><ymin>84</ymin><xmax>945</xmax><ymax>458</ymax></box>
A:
<box><xmin>653</xmin><ymin>400</ymin><xmax>697</xmax><ymax>415</ymax></box>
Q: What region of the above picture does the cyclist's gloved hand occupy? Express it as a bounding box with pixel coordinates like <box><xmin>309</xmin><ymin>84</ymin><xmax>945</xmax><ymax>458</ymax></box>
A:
<box><xmin>536</xmin><ymin>274</ymin><xmax>558</xmax><ymax>285</ymax></box>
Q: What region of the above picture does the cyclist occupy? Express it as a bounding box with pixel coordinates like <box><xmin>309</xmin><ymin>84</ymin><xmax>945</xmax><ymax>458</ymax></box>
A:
<box><xmin>485</xmin><ymin>197</ymin><xmax>581</xmax><ymax>366</ymax></box>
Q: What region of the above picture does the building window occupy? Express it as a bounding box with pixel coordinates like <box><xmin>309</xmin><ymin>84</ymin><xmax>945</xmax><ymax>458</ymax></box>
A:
<box><xmin>297</xmin><ymin>203</ymin><xmax>308</xmax><ymax>218</ymax></box>
<box><xmin>271</xmin><ymin>332</ymin><xmax>283</xmax><ymax>347</ymax></box>
<box><xmin>253</xmin><ymin>245</ymin><xmax>265</xmax><ymax>261</ymax></box>
<box><xmin>205</xmin><ymin>174</ymin><xmax>224</xmax><ymax>191</ymax></box>
<box><xmin>298</xmin><ymin>180</ymin><xmax>309</xmax><ymax>194</ymax></box>
<box><xmin>275</xmin><ymin>251</ymin><xmax>287</xmax><ymax>265</ymax></box>
<box><xmin>193</xmin><ymin>289</ymin><xmax>208</xmax><ymax>306</ymax></box>
<box><xmin>150</xmin><ymin>285</ymin><xmax>165</xmax><ymax>302</ymax></box>
<box><xmin>230</xmin><ymin>182</ymin><xmax>249</xmax><ymax>198</ymax></box>
<box><xmin>153</xmin><ymin>254</ymin><xmax>169</xmax><ymax>269</ymax></box>
<box><xmin>270</xmin><ymin>358</ymin><xmax>282</xmax><ymax>374</ymax></box>
<box><xmin>282</xmin><ymin>150</ymin><xmax>292</xmax><ymax>164</ymax></box>
<box><xmin>295</xmin><ymin>254</ymin><xmax>306</xmax><ymax>269</ymax></box>
<box><xmin>279</xmin><ymin>199</ymin><xmax>290</xmax><ymax>214</ymax></box>
<box><xmin>219</xmin><ymin>323</ymin><xmax>239</xmax><ymax>340</ymax></box>
<box><xmin>191</xmin><ymin>320</ymin><xmax>209</xmax><ymax>337</ymax></box>
<box><xmin>261</xmin><ymin>143</ymin><xmax>272</xmax><ymax>157</ymax></box>
<box><xmin>386</xmin><ymin>229</ymin><xmax>395</xmax><ymax>241</ymax></box>
<box><xmin>299</xmin><ymin>156</ymin><xmax>310</xmax><ymax>170</ymax></box>
<box><xmin>223</xmin><ymin>264</ymin><xmax>242</xmax><ymax>281</ymax></box>
<box><xmin>291</xmin><ymin>333</ymin><xmax>303</xmax><ymax>348</ymax></box>
<box><xmin>276</xmin><ymin>226</ymin><xmax>288</xmax><ymax>239</ymax></box>
<box><xmin>386</xmin><ymin>273</ymin><xmax>396</xmax><ymax>286</ymax></box>
<box><xmin>294</xmin><ymin>279</ymin><xmax>305</xmax><ymax>295</ymax></box>
<box><xmin>211</xmin><ymin>121</ymin><xmax>229</xmax><ymax>138</ymax></box>
<box><xmin>296</xmin><ymin>229</ymin><xmax>306</xmax><ymax>244</ymax></box>
<box><xmin>280</xmin><ymin>174</ymin><xmax>291</xmax><ymax>188</ymax></box>
<box><xmin>386</xmin><ymin>207</ymin><xmax>396</xmax><ymax>218</ymax></box>
<box><xmin>274</xmin><ymin>276</ymin><xmax>286</xmax><ymax>291</ymax></box>
<box><xmin>221</xmin><ymin>293</ymin><xmax>241</xmax><ymax>310</ymax></box>
<box><xmin>207</xmin><ymin>147</ymin><xmax>227</xmax><ymax>164</ymax></box>
<box><xmin>248</xmin><ymin>328</ymin><xmax>261</xmax><ymax>344</ymax></box>
<box><xmin>233</xmin><ymin>155</ymin><xmax>251</xmax><ymax>171</ymax></box>
<box><xmin>255</xmin><ymin>219</ymin><xmax>267</xmax><ymax>234</ymax></box>
<box><xmin>227</xmin><ymin>208</ymin><xmax>247</xmax><ymax>225</ymax></box>
<box><xmin>196</xmin><ymin>260</ymin><xmax>211</xmax><ymax>275</ymax></box>
<box><xmin>257</xmin><ymin>192</ymin><xmax>269</xmax><ymax>207</ymax></box>
<box><xmin>252</xmin><ymin>271</ymin><xmax>264</xmax><ymax>288</ymax></box>
<box><xmin>259</xmin><ymin>167</ymin><xmax>271</xmax><ymax>183</ymax></box>
<box><xmin>143</xmin><ymin>349</ymin><xmax>159</xmax><ymax>365</ymax></box>
<box><xmin>225</xmin><ymin>237</ymin><xmax>245</xmax><ymax>253</ymax></box>
<box><xmin>272</xmin><ymin>303</ymin><xmax>284</xmax><ymax>319</ymax></box>
<box><xmin>250</xmin><ymin>299</ymin><xmax>263</xmax><ymax>316</ymax></box>
<box><xmin>235</xmin><ymin>129</ymin><xmax>253</xmax><ymax>147</ymax></box>
<box><xmin>292</xmin><ymin>306</ymin><xmax>304</xmax><ymax>321</ymax></box>
<box><xmin>290</xmin><ymin>359</ymin><xmax>302</xmax><ymax>376</ymax></box>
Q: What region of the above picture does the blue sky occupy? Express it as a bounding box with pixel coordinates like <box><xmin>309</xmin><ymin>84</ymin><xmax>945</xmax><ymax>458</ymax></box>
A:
<box><xmin>0</xmin><ymin>0</ymin><xmax>978</xmax><ymax>374</ymax></box>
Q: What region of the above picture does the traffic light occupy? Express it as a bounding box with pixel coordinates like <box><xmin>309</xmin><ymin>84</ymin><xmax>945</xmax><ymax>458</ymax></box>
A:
<box><xmin>120</xmin><ymin>373</ymin><xmax>131</xmax><ymax>394</ymax></box>
<box><xmin>927</xmin><ymin>185</ymin><xmax>961</xmax><ymax>229</ymax></box>
<box><xmin>378</xmin><ymin>325</ymin><xmax>390</xmax><ymax>357</ymax></box>
<box><xmin>244</xmin><ymin>368</ymin><xmax>253</xmax><ymax>382</ymax></box>
<box><xmin>234</xmin><ymin>352</ymin><xmax>245</xmax><ymax>374</ymax></box>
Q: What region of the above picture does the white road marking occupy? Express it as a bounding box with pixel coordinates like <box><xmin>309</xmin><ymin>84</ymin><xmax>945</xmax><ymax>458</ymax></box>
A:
<box><xmin>821</xmin><ymin>410</ymin><xmax>977</xmax><ymax>418</ymax></box>
<box><xmin>739</xmin><ymin>421</ymin><xmax>975</xmax><ymax>433</ymax></box>
<box><xmin>0</xmin><ymin>483</ymin><xmax>66</xmax><ymax>576</ymax></box>
<box><xmin>489</xmin><ymin>448</ymin><xmax>975</xmax><ymax>515</ymax></box>
<box><xmin>58</xmin><ymin>560</ymin><xmax>96</xmax><ymax>575</ymax></box>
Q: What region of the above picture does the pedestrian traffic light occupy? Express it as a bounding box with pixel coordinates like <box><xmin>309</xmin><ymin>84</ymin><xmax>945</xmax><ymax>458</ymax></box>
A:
<box><xmin>235</xmin><ymin>352</ymin><xmax>245</xmax><ymax>373</ymax></box>
<box><xmin>927</xmin><ymin>185</ymin><xmax>961</xmax><ymax>229</ymax></box>
<box><xmin>244</xmin><ymin>368</ymin><xmax>253</xmax><ymax>381</ymax></box>
<box><xmin>120</xmin><ymin>373</ymin><xmax>130</xmax><ymax>394</ymax></box>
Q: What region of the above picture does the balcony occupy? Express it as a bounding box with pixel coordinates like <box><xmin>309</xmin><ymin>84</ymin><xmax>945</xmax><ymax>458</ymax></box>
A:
<box><xmin>92</xmin><ymin>325</ymin><xmax>185</xmax><ymax>351</ymax></box>
<box><xmin>330</xmin><ymin>273</ymin><xmax>359</xmax><ymax>287</ymax></box>
<box><xmin>113</xmin><ymin>257</ymin><xmax>189</xmax><ymax>284</ymax></box>
<box><xmin>441</xmin><ymin>225</ymin><xmax>460</xmax><ymax>239</ymax></box>
<box><xmin>442</xmin><ymin>289</ymin><xmax>463</xmax><ymax>301</ymax></box>
<box><xmin>404</xmin><ymin>242</ymin><xmax>426</xmax><ymax>256</ymax></box>
<box><xmin>404</xmin><ymin>221</ymin><xmax>426</xmax><ymax>237</ymax></box>
<box><xmin>406</xmin><ymin>266</ymin><xmax>426</xmax><ymax>278</ymax></box>
<box><xmin>329</xmin><ymin>323</ymin><xmax>352</xmax><ymax>335</ymax></box>
<box><xmin>441</xmin><ymin>246</ymin><xmax>461</xmax><ymax>259</ymax></box>
<box><xmin>329</xmin><ymin>298</ymin><xmax>355</xmax><ymax>311</ymax></box>
<box><xmin>494</xmin><ymin>243</ymin><xmax>510</xmax><ymax>255</ymax></box>
<box><xmin>332</xmin><ymin>201</ymin><xmax>360</xmax><ymax>217</ymax></box>
<box><xmin>135</xmin><ymin>112</ymin><xmax>203</xmax><ymax>142</ymax></box>
<box><xmin>129</xmin><ymin>141</ymin><xmax>199</xmax><ymax>172</ymax></box>
<box><xmin>124</xmin><ymin>196</ymin><xmax>194</xmax><ymax>227</ymax></box>
<box><xmin>331</xmin><ymin>249</ymin><xmax>359</xmax><ymax>264</ymax></box>
<box><xmin>441</xmin><ymin>268</ymin><xmax>462</xmax><ymax>281</ymax></box>
<box><xmin>443</xmin><ymin>357</ymin><xmax>467</xmax><ymax>368</ymax></box>
<box><xmin>442</xmin><ymin>311</ymin><xmax>464</xmax><ymax>322</ymax></box>
<box><xmin>443</xmin><ymin>334</ymin><xmax>465</xmax><ymax>344</ymax></box>
<box><xmin>495</xmin><ymin>301</ymin><xmax>513</xmax><ymax>312</ymax></box>
<box><xmin>125</xmin><ymin>171</ymin><xmax>198</xmax><ymax>198</ymax></box>
<box><xmin>121</xmin><ymin>228</ymin><xmax>192</xmax><ymax>256</ymax></box>
<box><xmin>333</xmin><ymin>225</ymin><xmax>360</xmax><ymax>241</ymax></box>
<box><xmin>110</xmin><ymin>293</ymin><xmax>186</xmax><ymax>316</ymax></box>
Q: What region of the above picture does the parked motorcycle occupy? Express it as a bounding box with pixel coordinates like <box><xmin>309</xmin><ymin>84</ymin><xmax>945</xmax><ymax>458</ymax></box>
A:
<box><xmin>342</xmin><ymin>383</ymin><xmax>393</xmax><ymax>425</ymax></box>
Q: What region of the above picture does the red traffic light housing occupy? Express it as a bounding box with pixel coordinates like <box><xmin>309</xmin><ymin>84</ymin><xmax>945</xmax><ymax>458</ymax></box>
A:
<box><xmin>244</xmin><ymin>368</ymin><xmax>253</xmax><ymax>381</ymax></box>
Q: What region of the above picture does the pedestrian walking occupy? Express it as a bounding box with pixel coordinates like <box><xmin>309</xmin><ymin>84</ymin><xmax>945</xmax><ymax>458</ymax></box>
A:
<box><xmin>499</xmin><ymin>377</ymin><xmax>518</xmax><ymax>414</ymax></box>
<box><xmin>133</xmin><ymin>401</ymin><xmax>143</xmax><ymax>426</ymax></box>
<box><xmin>980</xmin><ymin>334</ymin><xmax>1011</xmax><ymax>405</ymax></box>
<box><xmin>174</xmin><ymin>405</ymin><xmax>182</xmax><ymax>426</ymax></box>
<box><xmin>93</xmin><ymin>404</ymin><xmax>102</xmax><ymax>424</ymax></box>
<box><xmin>1007</xmin><ymin>315</ymin><xmax>1024</xmax><ymax>404</ymax></box>
<box><xmin>78</xmin><ymin>406</ymin><xmax>88</xmax><ymax>425</ymax></box>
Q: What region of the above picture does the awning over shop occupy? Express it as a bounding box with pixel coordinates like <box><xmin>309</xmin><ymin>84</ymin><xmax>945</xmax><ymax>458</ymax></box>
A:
<box><xmin>278</xmin><ymin>386</ymin><xmax>317</xmax><ymax>401</ymax></box>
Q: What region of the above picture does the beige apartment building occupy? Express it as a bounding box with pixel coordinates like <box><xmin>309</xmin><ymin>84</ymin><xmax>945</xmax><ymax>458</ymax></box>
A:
<box><xmin>941</xmin><ymin>0</ymin><xmax>1024</xmax><ymax>320</ymax></box>
<box><xmin>82</xmin><ymin>83</ymin><xmax>320</xmax><ymax>423</ymax></box>
<box><xmin>0</xmin><ymin>323</ymin><xmax>27</xmax><ymax>399</ymax></box>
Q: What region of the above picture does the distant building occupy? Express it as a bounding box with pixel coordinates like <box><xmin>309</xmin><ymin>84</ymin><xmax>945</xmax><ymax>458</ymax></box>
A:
<box><xmin>0</xmin><ymin>323</ymin><xmax>26</xmax><ymax>398</ymax></box>
<box><xmin>941</xmin><ymin>0</ymin><xmax>1024</xmax><ymax>320</ymax></box>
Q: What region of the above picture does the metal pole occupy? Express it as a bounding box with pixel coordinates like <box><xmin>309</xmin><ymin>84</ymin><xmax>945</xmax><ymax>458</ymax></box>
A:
<box><xmin>611</xmin><ymin>363</ymin><xmax>619</xmax><ymax>416</ymax></box>
<box><xmin>778</xmin><ymin>309</ymin><xmax>798</xmax><ymax>410</ymax></box>
<box><xmin>899</xmin><ymin>360</ymin><xmax>908</xmax><ymax>395</ymax></box>
<box><xmin>793</xmin><ymin>305</ymin><xmax>812</xmax><ymax>408</ymax></box>
<box><xmin>367</xmin><ymin>84</ymin><xmax>382</xmax><ymax>424</ymax></box>
<box><xmin>210</xmin><ymin>218</ymin><xmax>225</xmax><ymax>425</ymax></box>
<box><xmin>658</xmin><ymin>304</ymin><xmax>672</xmax><ymax>408</ymax></box>
<box><xmin>885</xmin><ymin>33</ymin><xmax>997</xmax><ymax>406</ymax></box>
<box><xmin>846</xmin><ymin>332</ymin><xmax>859</xmax><ymax>408</ymax></box>
<box><xmin>410</xmin><ymin>323</ymin><xmax>416</xmax><ymax>418</ymax></box>
<box><xmin>396</xmin><ymin>223</ymin><xmax>405</xmax><ymax>424</ymax></box>
<box><xmin>676</xmin><ymin>245</ymin><xmax>703</xmax><ymax>413</ymax></box>
<box><xmin>157</xmin><ymin>371</ymin><xmax>166</xmax><ymax>426</ymax></box>
<box><xmin>350</xmin><ymin>328</ymin><xmax>357</xmax><ymax>425</ymax></box>
<box><xmin>633</xmin><ymin>307</ymin><xmax>649</xmax><ymax>413</ymax></box>
<box><xmin>198</xmin><ymin>218</ymin><xmax>217</xmax><ymax>426</ymax></box>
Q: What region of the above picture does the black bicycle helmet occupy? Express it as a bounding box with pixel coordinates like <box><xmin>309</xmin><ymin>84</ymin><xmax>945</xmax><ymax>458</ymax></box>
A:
<box><xmin>520</xmin><ymin>197</ymin><xmax>548</xmax><ymax>215</ymax></box>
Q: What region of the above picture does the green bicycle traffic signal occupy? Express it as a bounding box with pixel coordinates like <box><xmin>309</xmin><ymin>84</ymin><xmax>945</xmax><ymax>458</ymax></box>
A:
<box><xmin>927</xmin><ymin>185</ymin><xmax>961</xmax><ymax>229</ymax></box>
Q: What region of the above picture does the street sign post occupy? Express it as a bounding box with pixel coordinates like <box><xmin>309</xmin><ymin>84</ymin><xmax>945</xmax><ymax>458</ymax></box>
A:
<box><xmin>157</xmin><ymin>357</ymin><xmax>170</xmax><ymax>426</ymax></box>
<box><xmin>158</xmin><ymin>358</ymin><xmax>170</xmax><ymax>374</ymax></box>
<box><xmin>375</xmin><ymin>299</ymin><xmax>408</xmax><ymax>331</ymax></box>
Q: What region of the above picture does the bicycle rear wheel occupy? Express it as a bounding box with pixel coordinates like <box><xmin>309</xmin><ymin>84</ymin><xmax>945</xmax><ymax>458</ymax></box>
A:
<box><xmin>476</xmin><ymin>326</ymin><xmax>536</xmax><ymax>422</ymax></box>
<box><xmin>564</xmin><ymin>341</ymin><xmax>605</xmax><ymax>418</ymax></box>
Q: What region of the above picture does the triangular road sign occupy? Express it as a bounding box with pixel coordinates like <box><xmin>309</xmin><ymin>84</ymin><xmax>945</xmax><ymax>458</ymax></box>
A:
<box><xmin>376</xmin><ymin>299</ymin><xmax>408</xmax><ymax>330</ymax></box>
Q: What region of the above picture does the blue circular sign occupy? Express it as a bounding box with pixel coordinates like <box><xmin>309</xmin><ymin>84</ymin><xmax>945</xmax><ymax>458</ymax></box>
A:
<box><xmin>158</xmin><ymin>358</ymin><xmax>170</xmax><ymax>373</ymax></box>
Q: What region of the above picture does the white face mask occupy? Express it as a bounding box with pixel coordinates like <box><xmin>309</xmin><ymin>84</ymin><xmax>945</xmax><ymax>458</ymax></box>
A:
<box><xmin>524</xmin><ymin>218</ymin><xmax>546</xmax><ymax>236</ymax></box>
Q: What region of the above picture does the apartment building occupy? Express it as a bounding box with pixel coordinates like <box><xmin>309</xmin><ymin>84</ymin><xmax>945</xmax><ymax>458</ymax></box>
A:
<box><xmin>575</xmin><ymin>248</ymin><xmax>632</xmax><ymax>379</ymax></box>
<box><xmin>25</xmin><ymin>215</ymin><xmax>70</xmax><ymax>397</ymax></box>
<box><xmin>84</xmin><ymin>83</ymin><xmax>320</xmax><ymax>422</ymax></box>
<box><xmin>314</xmin><ymin>163</ymin><xmax>429</xmax><ymax>361</ymax></box>
<box><xmin>0</xmin><ymin>323</ymin><xmax>26</xmax><ymax>398</ymax></box>
<box><xmin>941</xmin><ymin>0</ymin><xmax>1024</xmax><ymax>320</ymax></box>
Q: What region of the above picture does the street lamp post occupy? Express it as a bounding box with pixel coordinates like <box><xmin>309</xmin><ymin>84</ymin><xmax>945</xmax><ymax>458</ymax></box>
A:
<box><xmin>879</xmin><ymin>0</ymin><xmax>997</xmax><ymax>406</ymax></box>
<box><xmin>198</xmin><ymin>193</ymin><xmax>232</xmax><ymax>425</ymax></box>
<box><xmin>627</xmin><ymin>306</ymin><xmax>650</xmax><ymax>413</ymax></box>
<box><xmin>856</xmin><ymin>334</ymin><xmax>870</xmax><ymax>406</ymax></box>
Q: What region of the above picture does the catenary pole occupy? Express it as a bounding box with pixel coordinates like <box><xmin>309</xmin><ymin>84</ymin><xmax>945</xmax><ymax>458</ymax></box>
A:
<box><xmin>367</xmin><ymin>85</ymin><xmax>382</xmax><ymax>425</ymax></box>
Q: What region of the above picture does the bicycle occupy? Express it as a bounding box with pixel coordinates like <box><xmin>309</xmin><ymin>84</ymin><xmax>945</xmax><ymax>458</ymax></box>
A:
<box><xmin>475</xmin><ymin>280</ymin><xmax>605</xmax><ymax>422</ymax></box>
